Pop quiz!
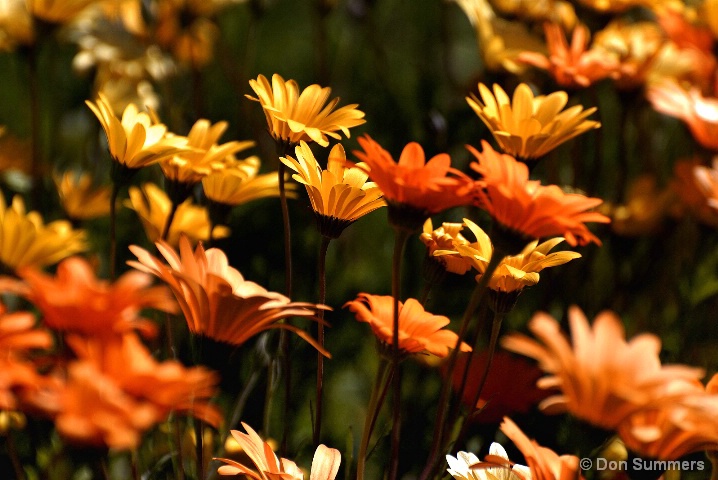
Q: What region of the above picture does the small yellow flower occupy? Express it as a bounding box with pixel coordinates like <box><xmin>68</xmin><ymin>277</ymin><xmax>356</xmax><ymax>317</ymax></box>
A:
<box><xmin>161</xmin><ymin>119</ymin><xmax>254</xmax><ymax>185</ymax></box>
<box><xmin>435</xmin><ymin>218</ymin><xmax>581</xmax><ymax>292</ymax></box>
<box><xmin>124</xmin><ymin>183</ymin><xmax>228</xmax><ymax>247</ymax></box>
<box><xmin>419</xmin><ymin>219</ymin><xmax>471</xmax><ymax>275</ymax></box>
<box><xmin>467</xmin><ymin>83</ymin><xmax>600</xmax><ymax>160</ymax></box>
<box><xmin>0</xmin><ymin>193</ymin><xmax>87</xmax><ymax>271</ymax></box>
<box><xmin>281</xmin><ymin>141</ymin><xmax>385</xmax><ymax>237</ymax></box>
<box><xmin>247</xmin><ymin>74</ymin><xmax>366</xmax><ymax>147</ymax></box>
<box><xmin>86</xmin><ymin>94</ymin><xmax>187</xmax><ymax>172</ymax></box>
<box><xmin>201</xmin><ymin>156</ymin><xmax>288</xmax><ymax>207</ymax></box>
<box><xmin>54</xmin><ymin>172</ymin><xmax>111</xmax><ymax>220</ymax></box>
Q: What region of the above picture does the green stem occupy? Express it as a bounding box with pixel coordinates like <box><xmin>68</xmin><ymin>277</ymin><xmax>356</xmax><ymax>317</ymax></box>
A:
<box><xmin>419</xmin><ymin>252</ymin><xmax>506</xmax><ymax>480</ymax></box>
<box><xmin>27</xmin><ymin>43</ymin><xmax>43</xmax><ymax>210</ymax></box>
<box><xmin>109</xmin><ymin>181</ymin><xmax>120</xmax><ymax>280</ymax></box>
<box><xmin>195</xmin><ymin>419</ymin><xmax>205</xmax><ymax>479</ymax></box>
<box><xmin>357</xmin><ymin>358</ymin><xmax>392</xmax><ymax>480</ymax></box>
<box><xmin>6</xmin><ymin>430</ymin><xmax>25</xmax><ymax>480</ymax></box>
<box><xmin>161</xmin><ymin>200</ymin><xmax>180</xmax><ymax>242</ymax></box>
<box><xmin>173</xmin><ymin>416</ymin><xmax>186</xmax><ymax>480</ymax></box>
<box><xmin>314</xmin><ymin>236</ymin><xmax>331</xmax><ymax>448</ymax></box>
<box><xmin>709</xmin><ymin>451</ymin><xmax>718</xmax><ymax>480</ymax></box>
<box><xmin>388</xmin><ymin>227</ymin><xmax>410</xmax><ymax>480</ymax></box>
<box><xmin>132</xmin><ymin>450</ymin><xmax>140</xmax><ymax>480</ymax></box>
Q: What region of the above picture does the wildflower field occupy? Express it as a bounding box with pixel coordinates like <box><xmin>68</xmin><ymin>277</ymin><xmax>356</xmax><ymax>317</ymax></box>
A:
<box><xmin>1</xmin><ymin>0</ymin><xmax>718</xmax><ymax>479</ymax></box>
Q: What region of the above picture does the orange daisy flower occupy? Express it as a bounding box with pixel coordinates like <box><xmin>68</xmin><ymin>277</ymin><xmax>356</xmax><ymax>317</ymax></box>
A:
<box><xmin>344</xmin><ymin>293</ymin><xmax>470</xmax><ymax>358</ymax></box>
<box><xmin>4</xmin><ymin>256</ymin><xmax>177</xmax><ymax>339</ymax></box>
<box><xmin>129</xmin><ymin>236</ymin><xmax>330</xmax><ymax>353</ymax></box>
<box><xmin>648</xmin><ymin>81</ymin><xmax>718</xmax><ymax>151</ymax></box>
<box><xmin>352</xmin><ymin>135</ymin><xmax>474</xmax><ymax>227</ymax></box>
<box><xmin>519</xmin><ymin>23</ymin><xmax>620</xmax><ymax>88</ymax></box>
<box><xmin>671</xmin><ymin>158</ymin><xmax>718</xmax><ymax>226</ymax></box>
<box><xmin>470</xmin><ymin>141</ymin><xmax>609</xmax><ymax>247</ymax></box>
<box><xmin>501</xmin><ymin>306</ymin><xmax>705</xmax><ymax>430</ymax></box>
<box><xmin>500</xmin><ymin>417</ymin><xmax>584</xmax><ymax>480</ymax></box>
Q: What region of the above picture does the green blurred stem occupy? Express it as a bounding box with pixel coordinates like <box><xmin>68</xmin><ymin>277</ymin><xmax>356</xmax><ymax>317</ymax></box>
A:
<box><xmin>195</xmin><ymin>419</ymin><xmax>205</xmax><ymax>479</ymax></box>
<box><xmin>419</xmin><ymin>252</ymin><xmax>505</xmax><ymax>480</ymax></box>
<box><xmin>454</xmin><ymin>310</ymin><xmax>506</xmax><ymax>448</ymax></box>
<box><xmin>27</xmin><ymin>43</ymin><xmax>42</xmax><ymax>210</ymax></box>
<box><xmin>109</xmin><ymin>181</ymin><xmax>120</xmax><ymax>280</ymax></box>
<box><xmin>314</xmin><ymin>236</ymin><xmax>331</xmax><ymax>448</ymax></box>
<box><xmin>132</xmin><ymin>450</ymin><xmax>140</xmax><ymax>480</ymax></box>
<box><xmin>388</xmin><ymin>227</ymin><xmax>410</xmax><ymax>480</ymax></box>
<box><xmin>161</xmin><ymin>200</ymin><xmax>180</xmax><ymax>242</ymax></box>
<box><xmin>7</xmin><ymin>430</ymin><xmax>25</xmax><ymax>480</ymax></box>
<box><xmin>709</xmin><ymin>451</ymin><xmax>718</xmax><ymax>480</ymax></box>
<box><xmin>357</xmin><ymin>358</ymin><xmax>393</xmax><ymax>480</ymax></box>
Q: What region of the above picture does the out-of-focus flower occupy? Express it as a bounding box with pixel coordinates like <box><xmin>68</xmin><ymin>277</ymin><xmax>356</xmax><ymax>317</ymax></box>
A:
<box><xmin>129</xmin><ymin>236</ymin><xmax>330</xmax><ymax>352</ymax></box>
<box><xmin>617</xmin><ymin>376</ymin><xmax>718</xmax><ymax>460</ymax></box>
<box><xmin>162</xmin><ymin>119</ymin><xmax>254</xmax><ymax>185</ymax></box>
<box><xmin>450</xmin><ymin>351</ymin><xmax>549</xmax><ymax>424</ymax></box>
<box><xmin>453</xmin><ymin>0</ymin><xmax>548</xmax><ymax>74</ymax></box>
<box><xmin>648</xmin><ymin>81</ymin><xmax>718</xmax><ymax>151</ymax></box>
<box><xmin>671</xmin><ymin>158</ymin><xmax>718</xmax><ymax>226</ymax></box>
<box><xmin>436</xmin><ymin>218</ymin><xmax>581</xmax><ymax>292</ymax></box>
<box><xmin>447</xmin><ymin>442</ymin><xmax>530</xmax><ymax>480</ymax></box>
<box><xmin>27</xmin><ymin>0</ymin><xmax>99</xmax><ymax>24</ymax></box>
<box><xmin>647</xmin><ymin>42</ymin><xmax>716</xmax><ymax>91</ymax></box>
<box><xmin>657</xmin><ymin>7</ymin><xmax>713</xmax><ymax>53</ymax></box>
<box><xmin>470</xmin><ymin>142</ymin><xmax>609</xmax><ymax>247</ymax></box>
<box><xmin>344</xmin><ymin>293</ymin><xmax>470</xmax><ymax>358</ymax></box>
<box><xmin>125</xmin><ymin>183</ymin><xmax>229</xmax><ymax>247</ymax></box>
<box><xmin>500</xmin><ymin>417</ymin><xmax>584</xmax><ymax>480</ymax></box>
<box><xmin>202</xmin><ymin>156</ymin><xmax>286</xmax><ymax>208</ymax></box>
<box><xmin>86</xmin><ymin>94</ymin><xmax>187</xmax><ymax>172</ymax></box>
<box><xmin>501</xmin><ymin>306</ymin><xmax>705</xmax><ymax>429</ymax></box>
<box><xmin>247</xmin><ymin>73</ymin><xmax>366</xmax><ymax>147</ymax></box>
<box><xmin>353</xmin><ymin>135</ymin><xmax>474</xmax><ymax>228</ymax></box>
<box><xmin>0</xmin><ymin>193</ymin><xmax>87</xmax><ymax>271</ymax></box>
<box><xmin>467</xmin><ymin>83</ymin><xmax>600</xmax><ymax>160</ymax></box>
<box><xmin>487</xmin><ymin>0</ymin><xmax>576</xmax><ymax>29</ymax></box>
<box><xmin>520</xmin><ymin>23</ymin><xmax>621</xmax><ymax>88</ymax></box>
<box><xmin>0</xmin><ymin>133</ymin><xmax>32</xmax><ymax>176</ymax></box>
<box><xmin>67</xmin><ymin>333</ymin><xmax>221</xmax><ymax>426</ymax></box>
<box><xmin>704</xmin><ymin>0</ymin><xmax>718</xmax><ymax>40</ymax></box>
<box><xmin>0</xmin><ymin>0</ymin><xmax>33</xmax><ymax>50</ymax></box>
<box><xmin>54</xmin><ymin>172</ymin><xmax>111</xmax><ymax>220</ymax></box>
<box><xmin>3</xmin><ymin>256</ymin><xmax>176</xmax><ymax>339</ymax></box>
<box><xmin>282</xmin><ymin>141</ymin><xmax>385</xmax><ymax>238</ymax></box>
<box><xmin>216</xmin><ymin>423</ymin><xmax>340</xmax><ymax>479</ymax></box>
<box><xmin>607</xmin><ymin>174</ymin><xmax>673</xmax><ymax>236</ymax></box>
<box><xmin>420</xmin><ymin>219</ymin><xmax>471</xmax><ymax>275</ymax></box>
<box><xmin>592</xmin><ymin>21</ymin><xmax>665</xmax><ymax>90</ymax></box>
<box><xmin>576</xmin><ymin>0</ymin><xmax>679</xmax><ymax>13</ymax></box>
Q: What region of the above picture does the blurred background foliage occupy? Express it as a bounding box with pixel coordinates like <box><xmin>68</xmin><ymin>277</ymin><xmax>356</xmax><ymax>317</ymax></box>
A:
<box><xmin>1</xmin><ymin>0</ymin><xmax>718</xmax><ymax>478</ymax></box>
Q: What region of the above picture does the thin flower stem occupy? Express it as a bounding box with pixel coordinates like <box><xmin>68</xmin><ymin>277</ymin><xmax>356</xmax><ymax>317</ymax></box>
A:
<box><xmin>195</xmin><ymin>419</ymin><xmax>205</xmax><ymax>479</ymax></box>
<box><xmin>419</xmin><ymin>252</ymin><xmax>505</xmax><ymax>480</ymax></box>
<box><xmin>419</xmin><ymin>282</ymin><xmax>432</xmax><ymax>306</ymax></box>
<box><xmin>6</xmin><ymin>430</ymin><xmax>25</xmax><ymax>480</ymax></box>
<box><xmin>314</xmin><ymin>235</ymin><xmax>331</xmax><ymax>448</ymax></box>
<box><xmin>173</xmin><ymin>416</ymin><xmax>186</xmax><ymax>480</ymax></box>
<box><xmin>357</xmin><ymin>358</ymin><xmax>392</xmax><ymax>480</ymax></box>
<box><xmin>454</xmin><ymin>310</ymin><xmax>506</xmax><ymax>449</ymax></box>
<box><xmin>161</xmin><ymin>200</ymin><xmax>180</xmax><ymax>242</ymax></box>
<box><xmin>132</xmin><ymin>450</ymin><xmax>141</xmax><ymax>480</ymax></box>
<box><xmin>109</xmin><ymin>181</ymin><xmax>120</xmax><ymax>280</ymax></box>
<box><xmin>389</xmin><ymin>227</ymin><xmax>410</xmax><ymax>480</ymax></box>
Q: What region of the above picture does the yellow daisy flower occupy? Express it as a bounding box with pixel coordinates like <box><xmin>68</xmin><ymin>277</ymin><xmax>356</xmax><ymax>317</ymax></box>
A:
<box><xmin>435</xmin><ymin>218</ymin><xmax>581</xmax><ymax>293</ymax></box>
<box><xmin>0</xmin><ymin>193</ymin><xmax>87</xmax><ymax>271</ymax></box>
<box><xmin>54</xmin><ymin>172</ymin><xmax>111</xmax><ymax>221</ymax></box>
<box><xmin>467</xmin><ymin>83</ymin><xmax>600</xmax><ymax>160</ymax></box>
<box><xmin>281</xmin><ymin>141</ymin><xmax>385</xmax><ymax>238</ymax></box>
<box><xmin>202</xmin><ymin>156</ymin><xmax>288</xmax><ymax>207</ymax></box>
<box><xmin>124</xmin><ymin>183</ymin><xmax>228</xmax><ymax>247</ymax></box>
<box><xmin>246</xmin><ymin>74</ymin><xmax>366</xmax><ymax>147</ymax></box>
<box><xmin>161</xmin><ymin>119</ymin><xmax>254</xmax><ymax>185</ymax></box>
<box><xmin>86</xmin><ymin>94</ymin><xmax>187</xmax><ymax>173</ymax></box>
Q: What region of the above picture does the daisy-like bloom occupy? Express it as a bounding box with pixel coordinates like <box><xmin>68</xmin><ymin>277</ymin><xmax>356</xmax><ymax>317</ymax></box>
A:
<box><xmin>0</xmin><ymin>193</ymin><xmax>87</xmax><ymax>271</ymax></box>
<box><xmin>216</xmin><ymin>423</ymin><xmax>341</xmax><ymax>479</ymax></box>
<box><xmin>500</xmin><ymin>417</ymin><xmax>583</xmax><ymax>480</ymax></box>
<box><xmin>86</xmin><ymin>93</ymin><xmax>187</xmax><ymax>173</ymax></box>
<box><xmin>161</xmin><ymin>119</ymin><xmax>254</xmax><ymax>186</ymax></box>
<box><xmin>576</xmin><ymin>0</ymin><xmax>678</xmax><ymax>13</ymax></box>
<box><xmin>67</xmin><ymin>333</ymin><xmax>221</xmax><ymax>427</ymax></box>
<box><xmin>470</xmin><ymin>142</ymin><xmax>609</xmax><ymax>247</ymax></box>
<box><xmin>353</xmin><ymin>135</ymin><xmax>474</xmax><ymax>229</ymax></box>
<box><xmin>154</xmin><ymin>0</ymin><xmax>220</xmax><ymax>68</ymax></box>
<box><xmin>129</xmin><ymin>236</ymin><xmax>330</xmax><ymax>351</ymax></box>
<box><xmin>202</xmin><ymin>156</ymin><xmax>285</xmax><ymax>207</ymax></box>
<box><xmin>435</xmin><ymin>218</ymin><xmax>581</xmax><ymax>292</ymax></box>
<box><xmin>54</xmin><ymin>172</ymin><xmax>111</xmax><ymax>220</ymax></box>
<box><xmin>124</xmin><ymin>183</ymin><xmax>229</xmax><ymax>247</ymax></box>
<box><xmin>247</xmin><ymin>73</ymin><xmax>366</xmax><ymax>148</ymax></box>
<box><xmin>519</xmin><ymin>23</ymin><xmax>621</xmax><ymax>89</ymax></box>
<box><xmin>467</xmin><ymin>83</ymin><xmax>600</xmax><ymax>161</ymax></box>
<box><xmin>501</xmin><ymin>306</ymin><xmax>705</xmax><ymax>429</ymax></box>
<box><xmin>608</xmin><ymin>174</ymin><xmax>673</xmax><ymax>236</ymax></box>
<box><xmin>648</xmin><ymin>81</ymin><xmax>718</xmax><ymax>151</ymax></box>
<box><xmin>447</xmin><ymin>442</ymin><xmax>531</xmax><ymax>480</ymax></box>
<box><xmin>420</xmin><ymin>219</ymin><xmax>471</xmax><ymax>275</ymax></box>
<box><xmin>281</xmin><ymin>141</ymin><xmax>386</xmax><ymax>238</ymax></box>
<box><xmin>344</xmin><ymin>293</ymin><xmax>470</xmax><ymax>358</ymax></box>
<box><xmin>3</xmin><ymin>256</ymin><xmax>177</xmax><ymax>339</ymax></box>
<box><xmin>671</xmin><ymin>158</ymin><xmax>718</xmax><ymax>226</ymax></box>
<box><xmin>0</xmin><ymin>0</ymin><xmax>33</xmax><ymax>50</ymax></box>
<box><xmin>591</xmin><ymin>21</ymin><xmax>664</xmax><ymax>90</ymax></box>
